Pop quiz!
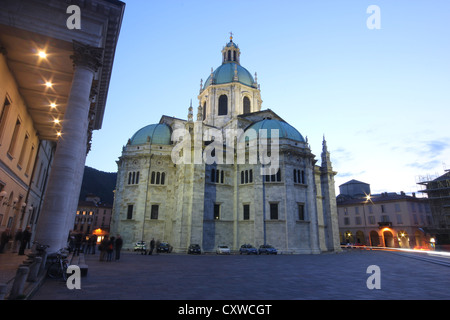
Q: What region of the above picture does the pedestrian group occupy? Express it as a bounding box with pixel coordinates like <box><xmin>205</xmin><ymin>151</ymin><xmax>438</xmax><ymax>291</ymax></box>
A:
<box><xmin>0</xmin><ymin>226</ymin><xmax>32</xmax><ymax>255</ymax></box>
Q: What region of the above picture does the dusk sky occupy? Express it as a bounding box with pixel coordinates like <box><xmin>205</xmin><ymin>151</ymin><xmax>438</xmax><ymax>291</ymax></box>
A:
<box><xmin>85</xmin><ymin>0</ymin><xmax>450</xmax><ymax>196</ymax></box>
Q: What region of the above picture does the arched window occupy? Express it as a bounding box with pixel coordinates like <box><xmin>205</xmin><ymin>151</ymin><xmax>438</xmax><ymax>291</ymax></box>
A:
<box><xmin>151</xmin><ymin>172</ymin><xmax>155</xmax><ymax>184</ymax></box>
<box><xmin>218</xmin><ymin>95</ymin><xmax>228</xmax><ymax>115</ymax></box>
<box><xmin>161</xmin><ymin>172</ymin><xmax>165</xmax><ymax>185</ymax></box>
<box><xmin>227</xmin><ymin>51</ymin><xmax>231</xmax><ymax>62</ymax></box>
<box><xmin>243</xmin><ymin>96</ymin><xmax>251</xmax><ymax>114</ymax></box>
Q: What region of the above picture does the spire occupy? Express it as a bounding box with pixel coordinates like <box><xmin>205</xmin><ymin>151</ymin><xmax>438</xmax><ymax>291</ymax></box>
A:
<box><xmin>321</xmin><ymin>135</ymin><xmax>332</xmax><ymax>169</ymax></box>
<box><xmin>210</xmin><ymin>67</ymin><xmax>214</xmax><ymax>85</ymax></box>
<box><xmin>197</xmin><ymin>103</ymin><xmax>203</xmax><ymax>121</ymax></box>
<box><xmin>187</xmin><ymin>100</ymin><xmax>193</xmax><ymax>122</ymax></box>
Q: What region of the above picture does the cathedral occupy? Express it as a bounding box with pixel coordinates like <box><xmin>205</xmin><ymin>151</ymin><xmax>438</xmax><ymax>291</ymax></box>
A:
<box><xmin>110</xmin><ymin>36</ymin><xmax>341</xmax><ymax>254</ymax></box>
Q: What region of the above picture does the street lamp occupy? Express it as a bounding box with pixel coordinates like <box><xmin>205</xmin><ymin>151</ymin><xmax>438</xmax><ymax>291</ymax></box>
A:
<box><xmin>362</xmin><ymin>192</ymin><xmax>372</xmax><ymax>246</ymax></box>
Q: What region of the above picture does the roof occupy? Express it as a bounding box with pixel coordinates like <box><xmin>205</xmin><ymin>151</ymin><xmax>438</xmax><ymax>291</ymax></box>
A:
<box><xmin>129</xmin><ymin>123</ymin><xmax>172</xmax><ymax>146</ymax></box>
<box><xmin>203</xmin><ymin>62</ymin><xmax>254</xmax><ymax>88</ymax></box>
<box><xmin>337</xmin><ymin>192</ymin><xmax>426</xmax><ymax>205</ymax></box>
<box><xmin>241</xmin><ymin>119</ymin><xmax>305</xmax><ymax>143</ymax></box>
<box><xmin>339</xmin><ymin>179</ymin><xmax>369</xmax><ymax>186</ymax></box>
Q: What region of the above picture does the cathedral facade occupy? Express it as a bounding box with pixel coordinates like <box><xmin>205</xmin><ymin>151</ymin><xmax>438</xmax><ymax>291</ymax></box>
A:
<box><xmin>111</xmin><ymin>36</ymin><xmax>341</xmax><ymax>254</ymax></box>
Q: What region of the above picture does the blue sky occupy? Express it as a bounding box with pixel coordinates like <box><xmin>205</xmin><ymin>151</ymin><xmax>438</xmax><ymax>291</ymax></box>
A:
<box><xmin>85</xmin><ymin>0</ymin><xmax>450</xmax><ymax>196</ymax></box>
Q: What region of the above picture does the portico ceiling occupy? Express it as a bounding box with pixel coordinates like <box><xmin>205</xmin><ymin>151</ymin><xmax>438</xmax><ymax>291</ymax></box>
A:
<box><xmin>0</xmin><ymin>24</ymin><xmax>74</xmax><ymax>141</ymax></box>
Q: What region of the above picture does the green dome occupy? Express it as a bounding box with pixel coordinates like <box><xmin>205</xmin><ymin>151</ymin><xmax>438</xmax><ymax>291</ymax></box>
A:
<box><xmin>241</xmin><ymin>119</ymin><xmax>305</xmax><ymax>143</ymax></box>
<box><xmin>129</xmin><ymin>123</ymin><xmax>172</xmax><ymax>145</ymax></box>
<box><xmin>204</xmin><ymin>62</ymin><xmax>254</xmax><ymax>89</ymax></box>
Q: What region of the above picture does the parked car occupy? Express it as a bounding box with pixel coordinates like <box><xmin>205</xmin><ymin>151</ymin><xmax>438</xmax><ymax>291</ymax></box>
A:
<box><xmin>157</xmin><ymin>242</ymin><xmax>173</xmax><ymax>253</ymax></box>
<box><xmin>258</xmin><ymin>244</ymin><xmax>277</xmax><ymax>255</ymax></box>
<box><xmin>134</xmin><ymin>241</ymin><xmax>146</xmax><ymax>252</ymax></box>
<box><xmin>188</xmin><ymin>244</ymin><xmax>201</xmax><ymax>254</ymax></box>
<box><xmin>239</xmin><ymin>244</ymin><xmax>257</xmax><ymax>255</ymax></box>
<box><xmin>216</xmin><ymin>245</ymin><xmax>231</xmax><ymax>255</ymax></box>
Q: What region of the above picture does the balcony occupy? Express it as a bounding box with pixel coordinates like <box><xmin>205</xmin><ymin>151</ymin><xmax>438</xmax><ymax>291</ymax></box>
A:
<box><xmin>378</xmin><ymin>221</ymin><xmax>392</xmax><ymax>228</ymax></box>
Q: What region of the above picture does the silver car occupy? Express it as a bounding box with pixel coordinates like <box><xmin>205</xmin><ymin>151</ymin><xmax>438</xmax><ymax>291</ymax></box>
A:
<box><xmin>133</xmin><ymin>241</ymin><xmax>146</xmax><ymax>252</ymax></box>
<box><xmin>216</xmin><ymin>245</ymin><xmax>231</xmax><ymax>254</ymax></box>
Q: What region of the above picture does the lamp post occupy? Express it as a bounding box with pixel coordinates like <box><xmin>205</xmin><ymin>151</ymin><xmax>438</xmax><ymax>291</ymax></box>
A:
<box><xmin>362</xmin><ymin>193</ymin><xmax>372</xmax><ymax>246</ymax></box>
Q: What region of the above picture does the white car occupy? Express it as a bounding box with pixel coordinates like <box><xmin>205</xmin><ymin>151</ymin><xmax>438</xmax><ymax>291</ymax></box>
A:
<box><xmin>216</xmin><ymin>245</ymin><xmax>231</xmax><ymax>254</ymax></box>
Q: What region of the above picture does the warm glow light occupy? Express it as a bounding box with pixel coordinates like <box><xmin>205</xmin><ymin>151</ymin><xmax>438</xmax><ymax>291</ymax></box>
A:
<box><xmin>38</xmin><ymin>51</ymin><xmax>47</xmax><ymax>58</ymax></box>
<box><xmin>56</xmin><ymin>132</ymin><xmax>62</xmax><ymax>137</ymax></box>
<box><xmin>50</xmin><ymin>103</ymin><xmax>56</xmax><ymax>108</ymax></box>
<box><xmin>54</xmin><ymin>119</ymin><xmax>60</xmax><ymax>124</ymax></box>
<box><xmin>45</xmin><ymin>81</ymin><xmax>52</xmax><ymax>88</ymax></box>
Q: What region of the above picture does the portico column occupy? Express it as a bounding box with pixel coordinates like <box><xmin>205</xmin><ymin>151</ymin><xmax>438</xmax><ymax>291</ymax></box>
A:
<box><xmin>35</xmin><ymin>40</ymin><xmax>103</xmax><ymax>252</ymax></box>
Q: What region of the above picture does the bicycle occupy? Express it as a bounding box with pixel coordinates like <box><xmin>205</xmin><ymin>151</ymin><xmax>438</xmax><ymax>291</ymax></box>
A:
<box><xmin>31</xmin><ymin>240</ymin><xmax>50</xmax><ymax>257</ymax></box>
<box><xmin>47</xmin><ymin>248</ymin><xmax>69</xmax><ymax>280</ymax></box>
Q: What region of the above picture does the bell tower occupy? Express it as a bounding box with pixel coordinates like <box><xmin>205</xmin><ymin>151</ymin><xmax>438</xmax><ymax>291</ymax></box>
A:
<box><xmin>198</xmin><ymin>35</ymin><xmax>262</xmax><ymax>128</ymax></box>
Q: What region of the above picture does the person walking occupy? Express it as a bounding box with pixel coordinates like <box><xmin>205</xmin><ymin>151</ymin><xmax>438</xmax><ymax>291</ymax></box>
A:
<box><xmin>73</xmin><ymin>232</ymin><xmax>82</xmax><ymax>256</ymax></box>
<box><xmin>115</xmin><ymin>234</ymin><xmax>123</xmax><ymax>261</ymax></box>
<box><xmin>18</xmin><ymin>226</ymin><xmax>31</xmax><ymax>255</ymax></box>
<box><xmin>90</xmin><ymin>235</ymin><xmax>97</xmax><ymax>254</ymax></box>
<box><xmin>107</xmin><ymin>236</ymin><xmax>115</xmax><ymax>261</ymax></box>
<box><xmin>148</xmin><ymin>238</ymin><xmax>155</xmax><ymax>255</ymax></box>
<box><xmin>12</xmin><ymin>228</ymin><xmax>22</xmax><ymax>253</ymax></box>
<box><xmin>99</xmin><ymin>236</ymin><xmax>109</xmax><ymax>261</ymax></box>
<box><xmin>0</xmin><ymin>228</ymin><xmax>11</xmax><ymax>253</ymax></box>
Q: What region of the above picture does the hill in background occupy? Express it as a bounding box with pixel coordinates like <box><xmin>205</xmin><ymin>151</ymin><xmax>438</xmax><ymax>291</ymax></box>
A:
<box><xmin>79</xmin><ymin>166</ymin><xmax>117</xmax><ymax>204</ymax></box>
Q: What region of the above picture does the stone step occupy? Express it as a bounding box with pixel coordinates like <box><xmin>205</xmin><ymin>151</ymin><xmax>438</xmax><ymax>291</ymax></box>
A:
<box><xmin>69</xmin><ymin>253</ymin><xmax>88</xmax><ymax>277</ymax></box>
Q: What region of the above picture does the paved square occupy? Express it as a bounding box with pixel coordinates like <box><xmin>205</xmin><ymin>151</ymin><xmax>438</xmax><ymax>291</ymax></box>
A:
<box><xmin>31</xmin><ymin>250</ymin><xmax>450</xmax><ymax>300</ymax></box>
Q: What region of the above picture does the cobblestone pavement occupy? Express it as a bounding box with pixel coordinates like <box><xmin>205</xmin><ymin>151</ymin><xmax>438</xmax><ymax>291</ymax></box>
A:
<box><xmin>31</xmin><ymin>250</ymin><xmax>450</xmax><ymax>300</ymax></box>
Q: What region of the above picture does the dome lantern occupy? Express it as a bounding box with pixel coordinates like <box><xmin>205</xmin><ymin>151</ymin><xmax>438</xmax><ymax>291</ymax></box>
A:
<box><xmin>221</xmin><ymin>32</ymin><xmax>241</xmax><ymax>65</ymax></box>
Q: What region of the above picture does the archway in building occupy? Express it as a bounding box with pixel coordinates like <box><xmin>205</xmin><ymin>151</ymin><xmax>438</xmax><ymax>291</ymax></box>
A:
<box><xmin>344</xmin><ymin>231</ymin><xmax>354</xmax><ymax>244</ymax></box>
<box><xmin>383</xmin><ymin>230</ymin><xmax>394</xmax><ymax>247</ymax></box>
<box><xmin>356</xmin><ymin>231</ymin><xmax>365</xmax><ymax>245</ymax></box>
<box><xmin>398</xmin><ymin>231</ymin><xmax>409</xmax><ymax>248</ymax></box>
<box><xmin>370</xmin><ymin>231</ymin><xmax>380</xmax><ymax>246</ymax></box>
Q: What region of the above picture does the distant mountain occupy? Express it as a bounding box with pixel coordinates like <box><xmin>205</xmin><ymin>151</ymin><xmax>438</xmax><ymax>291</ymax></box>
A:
<box><xmin>79</xmin><ymin>166</ymin><xmax>117</xmax><ymax>205</ymax></box>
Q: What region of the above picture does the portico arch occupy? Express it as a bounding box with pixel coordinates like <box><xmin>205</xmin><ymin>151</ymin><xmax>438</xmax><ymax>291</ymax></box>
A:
<box><xmin>383</xmin><ymin>230</ymin><xmax>394</xmax><ymax>247</ymax></box>
<box><xmin>355</xmin><ymin>230</ymin><xmax>365</xmax><ymax>245</ymax></box>
<box><xmin>398</xmin><ymin>231</ymin><xmax>409</xmax><ymax>248</ymax></box>
<box><xmin>370</xmin><ymin>231</ymin><xmax>380</xmax><ymax>246</ymax></box>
